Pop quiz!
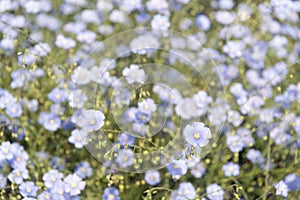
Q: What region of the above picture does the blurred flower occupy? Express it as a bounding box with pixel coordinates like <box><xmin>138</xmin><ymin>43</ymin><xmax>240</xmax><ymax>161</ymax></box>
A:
<box><xmin>226</xmin><ymin>135</ymin><xmax>244</xmax><ymax>153</ymax></box>
<box><xmin>246</xmin><ymin>149</ymin><xmax>265</xmax><ymax>165</ymax></box>
<box><xmin>122</xmin><ymin>64</ymin><xmax>147</xmax><ymax>84</ymax></box>
<box><xmin>206</xmin><ymin>183</ymin><xmax>224</xmax><ymax>200</ymax></box>
<box><xmin>223</xmin><ymin>41</ymin><xmax>245</xmax><ymax>59</ymax></box>
<box><xmin>10</xmin><ymin>68</ymin><xmax>29</xmax><ymax>88</ymax></box>
<box><xmin>50</xmin><ymin>181</ymin><xmax>67</xmax><ymax>199</ymax></box>
<box><xmin>43</xmin><ymin>169</ymin><xmax>64</xmax><ymax>189</ymax></box>
<box><xmin>274</xmin><ymin>180</ymin><xmax>289</xmax><ymax>197</ymax></box>
<box><xmin>38</xmin><ymin>112</ymin><xmax>61</xmax><ymax>132</ymax></box>
<box><xmin>117</xmin><ymin>133</ymin><xmax>135</xmax><ymax>145</ymax></box>
<box><xmin>78</xmin><ymin>110</ymin><xmax>105</xmax><ymax>132</ymax></box>
<box><xmin>190</xmin><ymin>162</ymin><xmax>206</xmax><ymax>178</ymax></box>
<box><xmin>167</xmin><ymin>159</ymin><xmax>188</xmax><ymax>178</ymax></box>
<box><xmin>151</xmin><ymin>14</ymin><xmax>170</xmax><ymax>30</ymax></box>
<box><xmin>0</xmin><ymin>174</ymin><xmax>7</xmax><ymax>189</ymax></box>
<box><xmin>214</xmin><ymin>11</ymin><xmax>236</xmax><ymax>25</ymax></box>
<box><xmin>8</xmin><ymin>168</ymin><xmax>29</xmax><ymax>184</ymax></box>
<box><xmin>146</xmin><ymin>0</ymin><xmax>169</xmax><ymax>14</ymax></box>
<box><xmin>177</xmin><ymin>182</ymin><xmax>196</xmax><ymax>200</ymax></box>
<box><xmin>71</xmin><ymin>67</ymin><xmax>92</xmax><ymax>85</ymax></box>
<box><xmin>195</xmin><ymin>14</ymin><xmax>211</xmax><ymax>31</ymax></box>
<box><xmin>76</xmin><ymin>30</ymin><xmax>96</xmax><ymax>44</ymax></box>
<box><xmin>284</xmin><ymin>173</ymin><xmax>300</xmax><ymax>191</ymax></box>
<box><xmin>19</xmin><ymin>181</ymin><xmax>38</xmax><ymax>197</ymax></box>
<box><xmin>138</xmin><ymin>98</ymin><xmax>157</xmax><ymax>113</ymax></box>
<box><xmin>132</xmin><ymin>123</ymin><xmax>146</xmax><ymax>135</ymax></box>
<box><xmin>109</xmin><ymin>10</ymin><xmax>127</xmax><ymax>24</ymax></box>
<box><xmin>116</xmin><ymin>149</ymin><xmax>134</xmax><ymax>168</ymax></box>
<box><xmin>6</xmin><ymin>102</ymin><xmax>22</xmax><ymax>118</ymax></box>
<box><xmin>222</xmin><ymin>162</ymin><xmax>240</xmax><ymax>177</ymax></box>
<box><xmin>68</xmin><ymin>129</ymin><xmax>88</xmax><ymax>149</ymax></box>
<box><xmin>133</xmin><ymin>110</ymin><xmax>151</xmax><ymax>124</ymax></box>
<box><xmin>55</xmin><ymin>34</ymin><xmax>76</xmax><ymax>49</ymax></box>
<box><xmin>64</xmin><ymin>174</ymin><xmax>86</xmax><ymax>196</ymax></box>
<box><xmin>130</xmin><ymin>34</ymin><xmax>160</xmax><ymax>55</ymax></box>
<box><xmin>102</xmin><ymin>187</ymin><xmax>120</xmax><ymax>200</ymax></box>
<box><xmin>75</xmin><ymin>162</ymin><xmax>92</xmax><ymax>179</ymax></box>
<box><xmin>31</xmin><ymin>43</ymin><xmax>51</xmax><ymax>57</ymax></box>
<box><xmin>120</xmin><ymin>0</ymin><xmax>142</xmax><ymax>12</ymax></box>
<box><xmin>218</xmin><ymin>0</ymin><xmax>234</xmax><ymax>10</ymax></box>
<box><xmin>183</xmin><ymin>122</ymin><xmax>212</xmax><ymax>147</ymax></box>
<box><xmin>145</xmin><ymin>170</ymin><xmax>161</xmax><ymax>186</ymax></box>
<box><xmin>0</xmin><ymin>141</ymin><xmax>14</xmax><ymax>160</ymax></box>
<box><xmin>37</xmin><ymin>191</ymin><xmax>51</xmax><ymax>200</ymax></box>
<box><xmin>48</xmin><ymin>88</ymin><xmax>68</xmax><ymax>103</ymax></box>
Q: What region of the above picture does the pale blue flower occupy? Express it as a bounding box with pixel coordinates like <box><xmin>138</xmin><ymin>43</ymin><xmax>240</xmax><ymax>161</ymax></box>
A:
<box><xmin>151</xmin><ymin>14</ymin><xmax>170</xmax><ymax>30</ymax></box>
<box><xmin>75</xmin><ymin>162</ymin><xmax>92</xmax><ymax>179</ymax></box>
<box><xmin>167</xmin><ymin>159</ymin><xmax>188</xmax><ymax>177</ymax></box>
<box><xmin>183</xmin><ymin>122</ymin><xmax>212</xmax><ymax>147</ymax></box>
<box><xmin>102</xmin><ymin>187</ymin><xmax>120</xmax><ymax>200</ymax></box>
<box><xmin>195</xmin><ymin>14</ymin><xmax>211</xmax><ymax>31</ymax></box>
<box><xmin>6</xmin><ymin>102</ymin><xmax>22</xmax><ymax>118</ymax></box>
<box><xmin>55</xmin><ymin>34</ymin><xmax>76</xmax><ymax>49</ymax></box>
<box><xmin>190</xmin><ymin>162</ymin><xmax>206</xmax><ymax>178</ymax></box>
<box><xmin>122</xmin><ymin>64</ymin><xmax>147</xmax><ymax>84</ymax></box>
<box><xmin>246</xmin><ymin>149</ymin><xmax>265</xmax><ymax>165</ymax></box>
<box><xmin>31</xmin><ymin>43</ymin><xmax>51</xmax><ymax>57</ymax></box>
<box><xmin>145</xmin><ymin>171</ymin><xmax>160</xmax><ymax>186</ymax></box>
<box><xmin>133</xmin><ymin>110</ymin><xmax>151</xmax><ymax>124</ymax></box>
<box><xmin>226</xmin><ymin>135</ymin><xmax>244</xmax><ymax>153</ymax></box>
<box><xmin>284</xmin><ymin>173</ymin><xmax>300</xmax><ymax>191</ymax></box>
<box><xmin>116</xmin><ymin>149</ymin><xmax>134</xmax><ymax>168</ymax></box>
<box><xmin>117</xmin><ymin>133</ymin><xmax>135</xmax><ymax>145</ymax></box>
<box><xmin>215</xmin><ymin>11</ymin><xmax>236</xmax><ymax>25</ymax></box>
<box><xmin>206</xmin><ymin>183</ymin><xmax>224</xmax><ymax>200</ymax></box>
<box><xmin>223</xmin><ymin>41</ymin><xmax>245</xmax><ymax>59</ymax></box>
<box><xmin>38</xmin><ymin>112</ymin><xmax>61</xmax><ymax>132</ymax></box>
<box><xmin>47</xmin><ymin>88</ymin><xmax>68</xmax><ymax>103</ymax></box>
<box><xmin>222</xmin><ymin>162</ymin><xmax>240</xmax><ymax>177</ymax></box>
<box><xmin>274</xmin><ymin>180</ymin><xmax>289</xmax><ymax>197</ymax></box>
<box><xmin>76</xmin><ymin>30</ymin><xmax>96</xmax><ymax>44</ymax></box>
<box><xmin>146</xmin><ymin>0</ymin><xmax>169</xmax><ymax>14</ymax></box>
<box><xmin>77</xmin><ymin>110</ymin><xmax>105</xmax><ymax>132</ymax></box>
<box><xmin>68</xmin><ymin>129</ymin><xmax>88</xmax><ymax>149</ymax></box>
<box><xmin>177</xmin><ymin>182</ymin><xmax>196</xmax><ymax>200</ymax></box>
<box><xmin>43</xmin><ymin>169</ymin><xmax>64</xmax><ymax>189</ymax></box>
<box><xmin>0</xmin><ymin>174</ymin><xmax>7</xmax><ymax>189</ymax></box>
<box><xmin>8</xmin><ymin>168</ymin><xmax>29</xmax><ymax>184</ymax></box>
<box><xmin>120</xmin><ymin>0</ymin><xmax>142</xmax><ymax>12</ymax></box>
<box><xmin>138</xmin><ymin>98</ymin><xmax>157</xmax><ymax>113</ymax></box>
<box><xmin>19</xmin><ymin>181</ymin><xmax>38</xmax><ymax>197</ymax></box>
<box><xmin>64</xmin><ymin>174</ymin><xmax>86</xmax><ymax>196</ymax></box>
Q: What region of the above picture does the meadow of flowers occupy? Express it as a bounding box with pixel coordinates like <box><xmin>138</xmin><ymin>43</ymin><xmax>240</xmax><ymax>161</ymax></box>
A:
<box><xmin>1</xmin><ymin>0</ymin><xmax>300</xmax><ymax>199</ymax></box>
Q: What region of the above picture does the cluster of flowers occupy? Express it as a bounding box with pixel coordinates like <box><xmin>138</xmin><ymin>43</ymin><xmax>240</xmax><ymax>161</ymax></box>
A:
<box><xmin>0</xmin><ymin>0</ymin><xmax>300</xmax><ymax>199</ymax></box>
<box><xmin>0</xmin><ymin>141</ymin><xmax>92</xmax><ymax>199</ymax></box>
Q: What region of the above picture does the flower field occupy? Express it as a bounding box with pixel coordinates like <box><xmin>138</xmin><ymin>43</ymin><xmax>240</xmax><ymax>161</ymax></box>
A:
<box><xmin>0</xmin><ymin>0</ymin><xmax>300</xmax><ymax>199</ymax></box>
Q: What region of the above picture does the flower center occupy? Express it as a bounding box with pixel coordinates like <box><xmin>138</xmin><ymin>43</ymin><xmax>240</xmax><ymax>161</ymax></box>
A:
<box><xmin>71</xmin><ymin>182</ymin><xmax>77</xmax><ymax>188</ymax></box>
<box><xmin>55</xmin><ymin>94</ymin><xmax>61</xmax><ymax>99</ymax></box>
<box><xmin>90</xmin><ymin>119</ymin><xmax>96</xmax><ymax>125</ymax></box>
<box><xmin>194</xmin><ymin>133</ymin><xmax>200</xmax><ymax>139</ymax></box>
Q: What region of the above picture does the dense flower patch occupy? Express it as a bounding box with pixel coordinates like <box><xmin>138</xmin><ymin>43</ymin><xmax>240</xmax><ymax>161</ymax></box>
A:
<box><xmin>0</xmin><ymin>0</ymin><xmax>300</xmax><ymax>199</ymax></box>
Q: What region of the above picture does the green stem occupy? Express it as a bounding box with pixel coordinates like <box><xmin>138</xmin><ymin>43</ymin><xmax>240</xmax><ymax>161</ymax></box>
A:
<box><xmin>263</xmin><ymin>133</ymin><xmax>272</xmax><ymax>200</ymax></box>
<box><xmin>231</xmin><ymin>177</ymin><xmax>249</xmax><ymax>200</ymax></box>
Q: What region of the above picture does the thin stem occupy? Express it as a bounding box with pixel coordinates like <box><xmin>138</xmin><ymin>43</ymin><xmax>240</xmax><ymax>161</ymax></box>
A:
<box><xmin>263</xmin><ymin>133</ymin><xmax>272</xmax><ymax>200</ymax></box>
<box><xmin>231</xmin><ymin>177</ymin><xmax>249</xmax><ymax>200</ymax></box>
